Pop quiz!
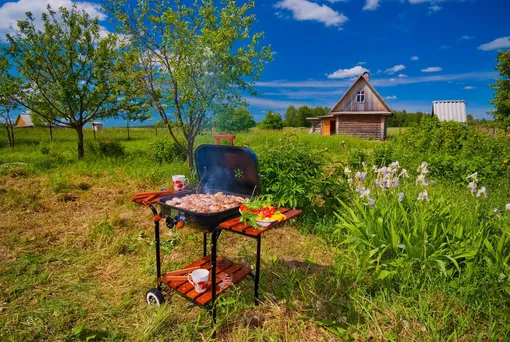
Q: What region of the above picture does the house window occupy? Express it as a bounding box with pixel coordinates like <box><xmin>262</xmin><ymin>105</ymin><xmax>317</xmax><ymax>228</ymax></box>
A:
<box><xmin>356</xmin><ymin>90</ymin><xmax>365</xmax><ymax>103</ymax></box>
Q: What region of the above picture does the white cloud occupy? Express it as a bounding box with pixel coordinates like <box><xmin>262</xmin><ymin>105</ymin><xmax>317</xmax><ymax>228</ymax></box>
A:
<box><xmin>363</xmin><ymin>0</ymin><xmax>380</xmax><ymax>11</ymax></box>
<box><xmin>429</xmin><ymin>5</ymin><xmax>441</xmax><ymax>12</ymax></box>
<box><xmin>264</xmin><ymin>89</ymin><xmax>345</xmax><ymax>99</ymax></box>
<box><xmin>254</xmin><ymin>71</ymin><xmax>497</xmax><ymax>88</ymax></box>
<box><xmin>463</xmin><ymin>86</ymin><xmax>476</xmax><ymax>90</ymax></box>
<box><xmin>326</xmin><ymin>0</ymin><xmax>346</xmax><ymax>2</ymax></box>
<box><xmin>274</xmin><ymin>0</ymin><xmax>348</xmax><ymax>28</ymax></box>
<box><xmin>408</xmin><ymin>0</ymin><xmax>434</xmax><ymax>3</ymax></box>
<box><xmin>478</xmin><ymin>37</ymin><xmax>510</xmax><ymax>51</ymax></box>
<box><xmin>410</xmin><ymin>56</ymin><xmax>419</xmax><ymax>61</ymax></box>
<box><xmin>0</xmin><ymin>0</ymin><xmax>107</xmax><ymax>41</ymax></box>
<box><xmin>385</xmin><ymin>95</ymin><xmax>397</xmax><ymax>100</ymax></box>
<box><xmin>398</xmin><ymin>74</ymin><xmax>408</xmax><ymax>78</ymax></box>
<box><xmin>327</xmin><ymin>65</ymin><xmax>368</xmax><ymax>79</ymax></box>
<box><xmin>245</xmin><ymin>96</ymin><xmax>310</xmax><ymax>109</ymax></box>
<box><xmin>385</xmin><ymin>64</ymin><xmax>406</xmax><ymax>74</ymax></box>
<box><xmin>421</xmin><ymin>66</ymin><xmax>442</xmax><ymax>73</ymax></box>
<box><xmin>461</xmin><ymin>35</ymin><xmax>474</xmax><ymax>40</ymax></box>
<box><xmin>357</xmin><ymin>61</ymin><xmax>367</xmax><ymax>65</ymax></box>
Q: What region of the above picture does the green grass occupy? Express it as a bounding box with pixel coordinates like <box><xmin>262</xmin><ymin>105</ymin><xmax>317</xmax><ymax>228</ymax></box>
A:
<box><xmin>387</xmin><ymin>126</ymin><xmax>408</xmax><ymax>136</ymax></box>
<box><xmin>1</xmin><ymin>126</ymin><xmax>509</xmax><ymax>341</ymax></box>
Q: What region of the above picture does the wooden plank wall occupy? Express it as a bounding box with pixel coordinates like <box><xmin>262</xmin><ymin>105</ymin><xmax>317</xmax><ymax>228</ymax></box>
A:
<box><xmin>333</xmin><ymin>79</ymin><xmax>387</xmax><ymax>112</ymax></box>
<box><xmin>337</xmin><ymin>114</ymin><xmax>384</xmax><ymax>140</ymax></box>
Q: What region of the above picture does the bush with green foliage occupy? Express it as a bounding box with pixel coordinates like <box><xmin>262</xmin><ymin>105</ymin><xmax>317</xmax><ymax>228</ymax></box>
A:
<box><xmin>149</xmin><ymin>136</ymin><xmax>186</xmax><ymax>164</ymax></box>
<box><xmin>259</xmin><ymin>110</ymin><xmax>283</xmax><ymax>130</ymax></box>
<box><xmin>388</xmin><ymin>116</ymin><xmax>510</xmax><ymax>185</ymax></box>
<box><xmin>214</xmin><ymin>107</ymin><xmax>256</xmax><ymax>133</ymax></box>
<box><xmin>256</xmin><ymin>138</ymin><xmax>348</xmax><ymax>219</ymax></box>
<box><xmin>87</xmin><ymin>140</ymin><xmax>125</xmax><ymax>157</ymax></box>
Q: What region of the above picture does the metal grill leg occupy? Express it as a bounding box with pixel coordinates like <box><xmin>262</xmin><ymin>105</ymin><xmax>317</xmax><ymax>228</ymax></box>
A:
<box><xmin>211</xmin><ymin>228</ymin><xmax>221</xmax><ymax>325</ymax></box>
<box><xmin>255</xmin><ymin>235</ymin><xmax>261</xmax><ymax>305</ymax></box>
<box><xmin>155</xmin><ymin>220</ymin><xmax>161</xmax><ymax>291</ymax></box>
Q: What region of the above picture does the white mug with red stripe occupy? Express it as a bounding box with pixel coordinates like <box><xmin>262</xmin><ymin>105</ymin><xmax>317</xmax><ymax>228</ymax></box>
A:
<box><xmin>188</xmin><ymin>269</ymin><xmax>209</xmax><ymax>293</ymax></box>
<box><xmin>172</xmin><ymin>175</ymin><xmax>189</xmax><ymax>191</ymax></box>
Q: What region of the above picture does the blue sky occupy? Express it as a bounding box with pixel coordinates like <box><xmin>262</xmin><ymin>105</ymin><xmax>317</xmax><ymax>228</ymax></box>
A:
<box><xmin>1</xmin><ymin>0</ymin><xmax>509</xmax><ymax>125</ymax></box>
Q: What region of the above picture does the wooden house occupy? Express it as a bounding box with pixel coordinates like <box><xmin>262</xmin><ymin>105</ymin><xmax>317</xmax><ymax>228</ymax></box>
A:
<box><xmin>307</xmin><ymin>72</ymin><xmax>392</xmax><ymax>140</ymax></box>
<box><xmin>14</xmin><ymin>114</ymin><xmax>34</xmax><ymax>128</ymax></box>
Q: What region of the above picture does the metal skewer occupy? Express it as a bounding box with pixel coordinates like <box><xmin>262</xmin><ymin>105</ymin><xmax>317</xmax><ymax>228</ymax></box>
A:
<box><xmin>250</xmin><ymin>185</ymin><xmax>257</xmax><ymax>200</ymax></box>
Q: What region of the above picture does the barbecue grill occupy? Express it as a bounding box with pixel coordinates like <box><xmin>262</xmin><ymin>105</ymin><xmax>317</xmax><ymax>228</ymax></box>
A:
<box><xmin>138</xmin><ymin>143</ymin><xmax>301</xmax><ymax>334</ymax></box>
<box><xmin>157</xmin><ymin>144</ymin><xmax>260</xmax><ymax>231</ymax></box>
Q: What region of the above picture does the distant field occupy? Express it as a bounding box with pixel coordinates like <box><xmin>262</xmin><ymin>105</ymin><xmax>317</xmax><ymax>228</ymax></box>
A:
<box><xmin>387</xmin><ymin>126</ymin><xmax>408</xmax><ymax>136</ymax></box>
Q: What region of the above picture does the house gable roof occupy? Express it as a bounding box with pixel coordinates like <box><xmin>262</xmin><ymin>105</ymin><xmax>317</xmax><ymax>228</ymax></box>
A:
<box><xmin>15</xmin><ymin>114</ymin><xmax>33</xmax><ymax>127</ymax></box>
<box><xmin>329</xmin><ymin>74</ymin><xmax>392</xmax><ymax>114</ymax></box>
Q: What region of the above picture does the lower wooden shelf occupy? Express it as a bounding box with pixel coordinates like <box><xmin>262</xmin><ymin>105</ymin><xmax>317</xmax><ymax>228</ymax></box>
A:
<box><xmin>160</xmin><ymin>255</ymin><xmax>252</xmax><ymax>307</ymax></box>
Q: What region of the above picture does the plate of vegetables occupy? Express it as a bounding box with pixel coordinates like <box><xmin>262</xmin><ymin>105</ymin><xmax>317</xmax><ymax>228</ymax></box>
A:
<box><xmin>239</xmin><ymin>200</ymin><xmax>286</xmax><ymax>228</ymax></box>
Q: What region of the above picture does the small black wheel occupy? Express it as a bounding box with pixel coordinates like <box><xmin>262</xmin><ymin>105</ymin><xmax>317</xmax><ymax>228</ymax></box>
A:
<box><xmin>146</xmin><ymin>288</ymin><xmax>165</xmax><ymax>306</ymax></box>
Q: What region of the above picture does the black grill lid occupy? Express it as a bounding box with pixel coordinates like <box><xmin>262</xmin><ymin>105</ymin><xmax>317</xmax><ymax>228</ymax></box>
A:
<box><xmin>194</xmin><ymin>144</ymin><xmax>260</xmax><ymax>197</ymax></box>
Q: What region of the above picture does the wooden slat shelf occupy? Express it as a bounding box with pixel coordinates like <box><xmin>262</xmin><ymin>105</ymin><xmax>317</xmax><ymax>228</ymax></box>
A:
<box><xmin>218</xmin><ymin>207</ymin><xmax>302</xmax><ymax>236</ymax></box>
<box><xmin>161</xmin><ymin>256</ymin><xmax>251</xmax><ymax>307</ymax></box>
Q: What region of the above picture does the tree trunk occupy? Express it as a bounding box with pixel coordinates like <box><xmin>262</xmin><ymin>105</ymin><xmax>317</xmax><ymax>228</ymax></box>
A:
<box><xmin>127</xmin><ymin>121</ymin><xmax>130</xmax><ymax>141</ymax></box>
<box><xmin>4</xmin><ymin>123</ymin><xmax>13</xmax><ymax>148</ymax></box>
<box><xmin>76</xmin><ymin>124</ymin><xmax>85</xmax><ymax>159</ymax></box>
<box><xmin>187</xmin><ymin>139</ymin><xmax>194</xmax><ymax>169</ymax></box>
<box><xmin>49</xmin><ymin>123</ymin><xmax>53</xmax><ymax>142</ymax></box>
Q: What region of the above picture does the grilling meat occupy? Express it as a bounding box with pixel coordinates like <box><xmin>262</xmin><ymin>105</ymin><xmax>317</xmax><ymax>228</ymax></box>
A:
<box><xmin>165</xmin><ymin>192</ymin><xmax>247</xmax><ymax>213</ymax></box>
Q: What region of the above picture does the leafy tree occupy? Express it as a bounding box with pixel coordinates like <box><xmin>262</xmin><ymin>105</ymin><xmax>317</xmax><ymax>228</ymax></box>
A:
<box><xmin>259</xmin><ymin>110</ymin><xmax>283</xmax><ymax>130</ymax></box>
<box><xmin>5</xmin><ymin>5</ymin><xmax>144</xmax><ymax>158</ymax></box>
<box><xmin>108</xmin><ymin>0</ymin><xmax>272</xmax><ymax>167</ymax></box>
<box><xmin>0</xmin><ymin>56</ymin><xmax>19</xmax><ymax>148</ymax></box>
<box><xmin>387</xmin><ymin>109</ymin><xmax>425</xmax><ymax>127</ymax></box>
<box><xmin>489</xmin><ymin>47</ymin><xmax>510</xmax><ymax>127</ymax></box>
<box><xmin>215</xmin><ymin>107</ymin><xmax>255</xmax><ymax>133</ymax></box>
<box><xmin>311</xmin><ymin>106</ymin><xmax>329</xmax><ymax>121</ymax></box>
<box><xmin>284</xmin><ymin>105</ymin><xmax>297</xmax><ymax>127</ymax></box>
<box><xmin>296</xmin><ymin>106</ymin><xmax>313</xmax><ymax>127</ymax></box>
<box><xmin>284</xmin><ymin>105</ymin><xmax>329</xmax><ymax>127</ymax></box>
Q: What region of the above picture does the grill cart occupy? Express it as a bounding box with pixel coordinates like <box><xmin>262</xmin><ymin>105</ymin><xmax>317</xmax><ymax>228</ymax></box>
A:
<box><xmin>133</xmin><ymin>144</ymin><xmax>301</xmax><ymax>325</ymax></box>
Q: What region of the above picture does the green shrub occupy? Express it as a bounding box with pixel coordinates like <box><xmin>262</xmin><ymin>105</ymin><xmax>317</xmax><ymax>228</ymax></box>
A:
<box><xmin>149</xmin><ymin>136</ymin><xmax>186</xmax><ymax>164</ymax></box>
<box><xmin>257</xmin><ymin>140</ymin><xmax>348</xmax><ymax>220</ymax></box>
<box><xmin>389</xmin><ymin>116</ymin><xmax>510</xmax><ymax>185</ymax></box>
<box><xmin>40</xmin><ymin>144</ymin><xmax>50</xmax><ymax>155</ymax></box>
<box><xmin>373</xmin><ymin>142</ymin><xmax>394</xmax><ymax>166</ymax></box>
<box><xmin>87</xmin><ymin>140</ymin><xmax>125</xmax><ymax>157</ymax></box>
<box><xmin>348</xmin><ymin>149</ymin><xmax>368</xmax><ymax>169</ymax></box>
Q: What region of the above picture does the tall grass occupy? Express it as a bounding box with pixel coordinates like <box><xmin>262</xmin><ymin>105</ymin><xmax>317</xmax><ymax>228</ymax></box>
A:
<box><xmin>1</xmin><ymin>125</ymin><xmax>510</xmax><ymax>340</ymax></box>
